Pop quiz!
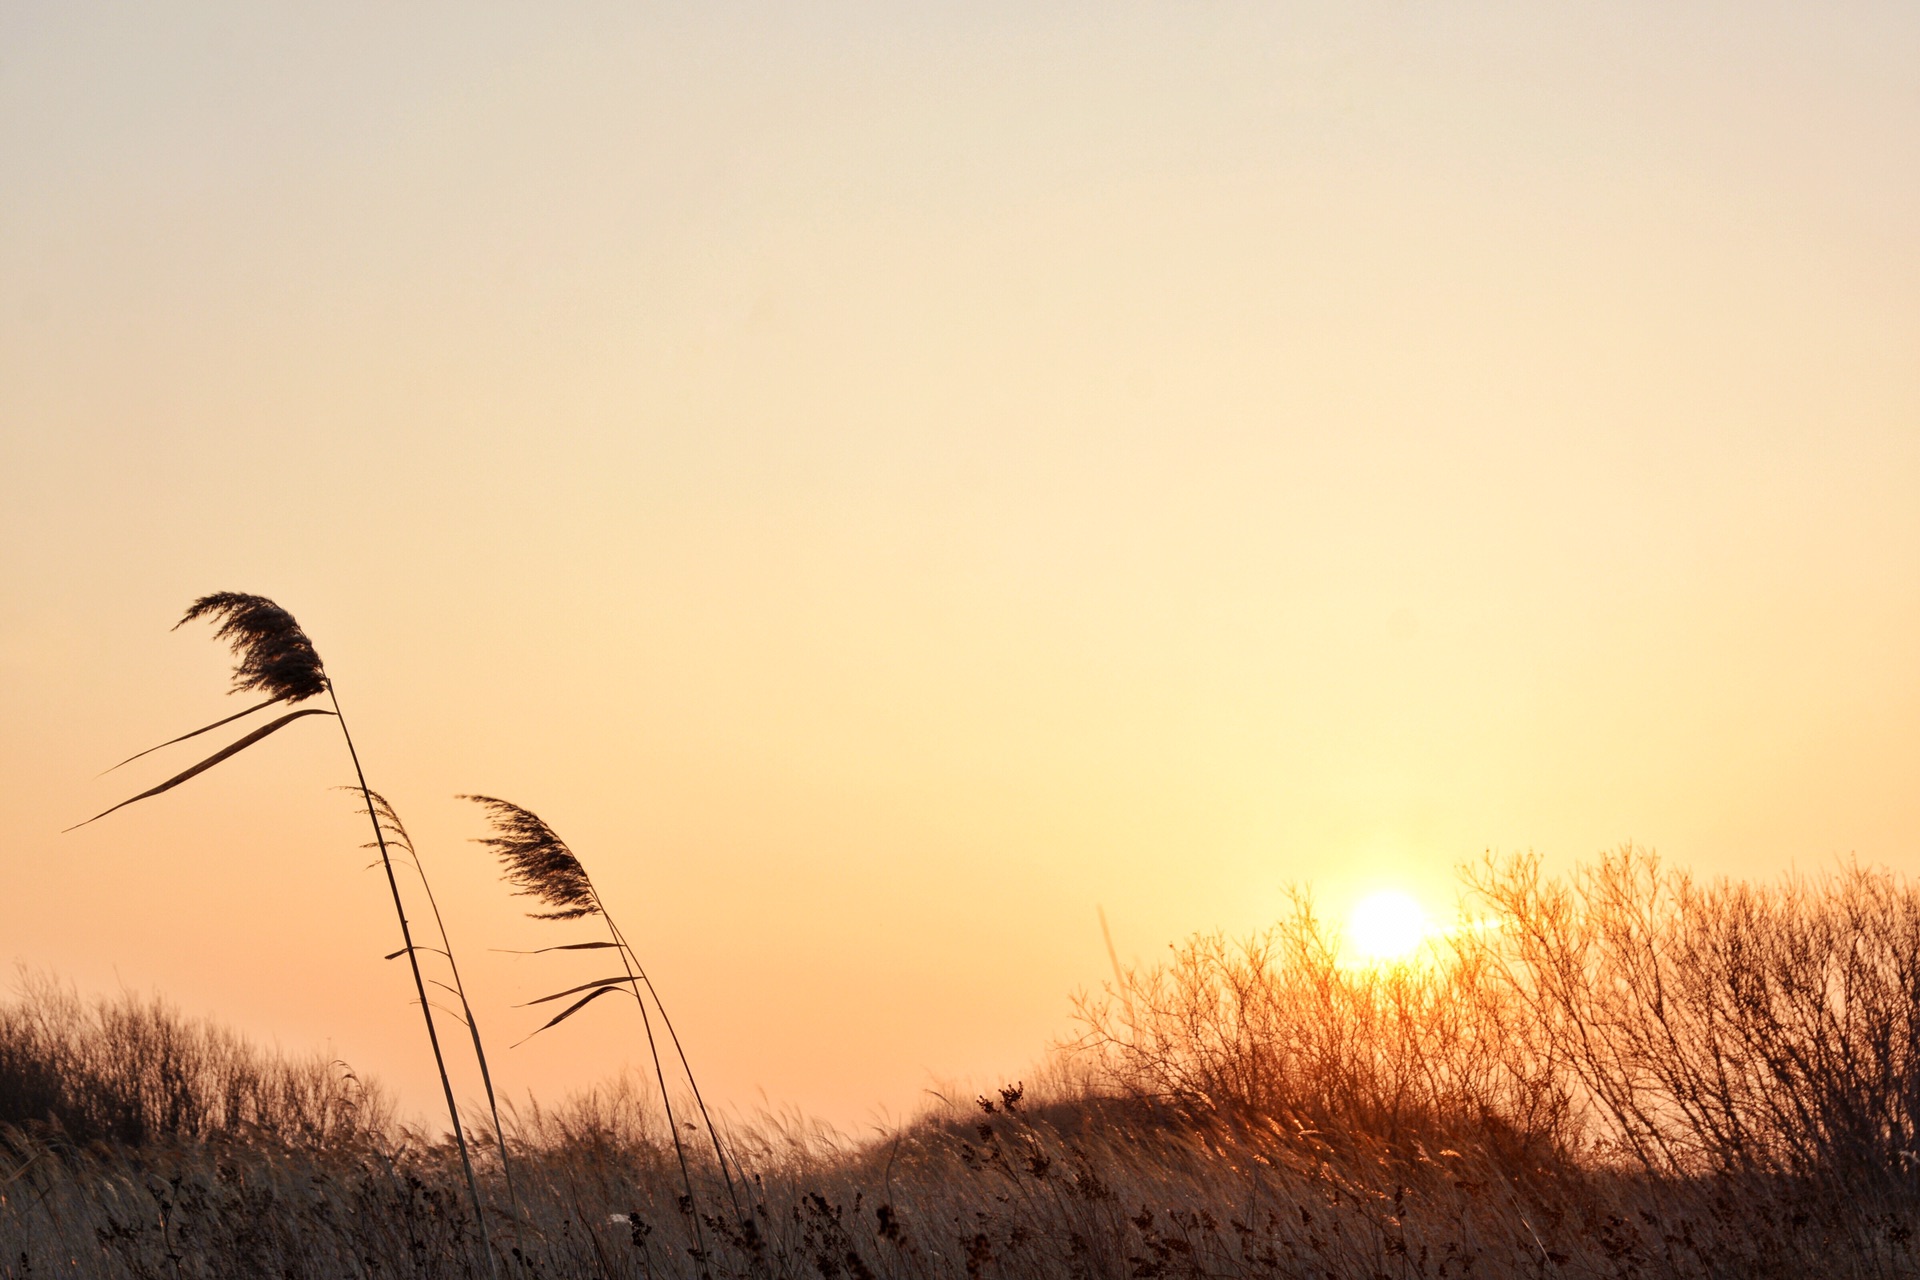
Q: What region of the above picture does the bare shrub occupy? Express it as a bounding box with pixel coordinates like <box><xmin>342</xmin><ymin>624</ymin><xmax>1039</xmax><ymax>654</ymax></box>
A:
<box><xmin>1075</xmin><ymin>846</ymin><xmax>1920</xmax><ymax>1192</ymax></box>
<box><xmin>0</xmin><ymin>972</ymin><xmax>389</xmax><ymax>1150</ymax></box>
<box><xmin>1477</xmin><ymin>847</ymin><xmax>1920</xmax><ymax>1181</ymax></box>
<box><xmin>1069</xmin><ymin>887</ymin><xmax>1576</xmax><ymax>1162</ymax></box>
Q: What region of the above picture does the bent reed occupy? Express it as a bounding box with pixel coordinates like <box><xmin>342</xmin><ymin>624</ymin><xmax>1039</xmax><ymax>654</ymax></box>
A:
<box><xmin>464</xmin><ymin>795</ymin><xmax>747</xmax><ymax>1263</ymax></box>
<box><xmin>67</xmin><ymin>594</ymin><xmax>503</xmax><ymax>1270</ymax></box>
<box><xmin>8</xmin><ymin>850</ymin><xmax>1920</xmax><ymax>1278</ymax></box>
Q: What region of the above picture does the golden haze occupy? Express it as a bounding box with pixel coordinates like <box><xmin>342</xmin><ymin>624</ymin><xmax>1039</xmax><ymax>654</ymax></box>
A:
<box><xmin>1</xmin><ymin>2</ymin><xmax>1917</xmax><ymax>1125</ymax></box>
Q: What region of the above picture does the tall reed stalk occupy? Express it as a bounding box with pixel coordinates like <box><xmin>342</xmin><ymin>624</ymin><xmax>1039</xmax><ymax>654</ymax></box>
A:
<box><xmin>70</xmin><ymin>594</ymin><xmax>499</xmax><ymax>1276</ymax></box>
<box><xmin>358</xmin><ymin>790</ymin><xmax>525</xmax><ymax>1254</ymax></box>
<box><xmin>461</xmin><ymin>795</ymin><xmax>744</xmax><ymax>1271</ymax></box>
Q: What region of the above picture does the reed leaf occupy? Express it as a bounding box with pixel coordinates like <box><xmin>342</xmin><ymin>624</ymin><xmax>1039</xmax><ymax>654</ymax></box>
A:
<box><xmin>104</xmin><ymin>696</ymin><xmax>282</xmax><ymax>773</ymax></box>
<box><xmin>519</xmin><ymin>976</ymin><xmax>634</xmax><ymax>1007</ymax></box>
<box><xmin>66</xmin><ymin>709</ymin><xmax>338</xmax><ymax>831</ymax></box>
<box><xmin>493</xmin><ymin>942</ymin><xmax>622</xmax><ymax>955</ymax></box>
<box><xmin>515</xmin><ymin>986</ymin><xmax>630</xmax><ymax>1044</ymax></box>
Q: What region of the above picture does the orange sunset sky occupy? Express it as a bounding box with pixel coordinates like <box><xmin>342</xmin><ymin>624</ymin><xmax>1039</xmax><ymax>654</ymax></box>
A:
<box><xmin>3</xmin><ymin>2</ymin><xmax>1918</xmax><ymax>1127</ymax></box>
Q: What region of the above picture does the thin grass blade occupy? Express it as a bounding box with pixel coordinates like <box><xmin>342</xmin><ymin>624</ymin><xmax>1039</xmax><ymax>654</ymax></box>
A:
<box><xmin>492</xmin><ymin>942</ymin><xmax>622</xmax><ymax>954</ymax></box>
<box><xmin>0</xmin><ymin>1152</ymin><xmax>38</xmax><ymax>1190</ymax></box>
<box><xmin>384</xmin><ymin>946</ymin><xmax>452</xmax><ymax>962</ymax></box>
<box><xmin>102</xmin><ymin>696</ymin><xmax>284</xmax><ymax>774</ymax></box>
<box><xmin>517</xmin><ymin>975</ymin><xmax>634</xmax><ymax>1007</ymax></box>
<box><xmin>65</xmin><ymin>708</ymin><xmax>337</xmax><ymax>831</ymax></box>
<box><xmin>414</xmin><ymin>999</ymin><xmax>469</xmax><ymax>1023</ymax></box>
<box><xmin>513</xmin><ymin>985</ymin><xmax>629</xmax><ymax>1045</ymax></box>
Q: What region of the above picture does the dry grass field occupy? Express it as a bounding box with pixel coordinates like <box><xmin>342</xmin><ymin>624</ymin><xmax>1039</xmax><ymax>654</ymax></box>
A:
<box><xmin>6</xmin><ymin>848</ymin><xmax>1920</xmax><ymax>1278</ymax></box>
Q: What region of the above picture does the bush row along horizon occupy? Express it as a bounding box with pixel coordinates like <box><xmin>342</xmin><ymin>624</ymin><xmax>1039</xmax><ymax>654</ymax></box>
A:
<box><xmin>9</xmin><ymin>845</ymin><xmax>1920</xmax><ymax>1277</ymax></box>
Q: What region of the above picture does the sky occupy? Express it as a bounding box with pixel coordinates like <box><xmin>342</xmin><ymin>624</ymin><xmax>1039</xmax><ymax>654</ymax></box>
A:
<box><xmin>2</xmin><ymin>1</ymin><xmax>1918</xmax><ymax>1129</ymax></box>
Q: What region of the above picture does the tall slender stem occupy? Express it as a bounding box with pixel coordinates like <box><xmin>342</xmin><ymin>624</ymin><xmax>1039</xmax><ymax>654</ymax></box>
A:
<box><xmin>392</xmin><ymin>813</ymin><xmax>526</xmax><ymax>1262</ymax></box>
<box><xmin>592</xmin><ymin>888</ymin><xmax>711</xmax><ymax>1280</ymax></box>
<box><xmin>603</xmin><ymin>915</ymin><xmax>745</xmax><ymax>1219</ymax></box>
<box><xmin>329</xmin><ymin>686</ymin><xmax>497</xmax><ymax>1278</ymax></box>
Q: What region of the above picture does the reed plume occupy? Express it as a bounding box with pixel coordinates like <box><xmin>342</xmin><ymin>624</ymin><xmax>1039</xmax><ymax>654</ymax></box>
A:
<box><xmin>177</xmin><ymin>592</ymin><xmax>330</xmax><ymax>703</ymax></box>
<box><xmin>68</xmin><ymin>594</ymin><xmax>499</xmax><ymax>1276</ymax></box>
<box><xmin>463</xmin><ymin>795</ymin><xmax>745</xmax><ymax>1268</ymax></box>
<box><xmin>473</xmin><ymin>798</ymin><xmax>597</xmax><ymax>921</ymax></box>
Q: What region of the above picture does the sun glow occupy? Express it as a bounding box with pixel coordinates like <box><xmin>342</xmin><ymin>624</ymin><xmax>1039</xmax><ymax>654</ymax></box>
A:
<box><xmin>1344</xmin><ymin>890</ymin><xmax>1432</xmax><ymax>964</ymax></box>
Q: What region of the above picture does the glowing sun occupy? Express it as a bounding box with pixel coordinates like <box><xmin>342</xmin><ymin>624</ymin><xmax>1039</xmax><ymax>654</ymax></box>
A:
<box><xmin>1344</xmin><ymin>889</ymin><xmax>1432</xmax><ymax>963</ymax></box>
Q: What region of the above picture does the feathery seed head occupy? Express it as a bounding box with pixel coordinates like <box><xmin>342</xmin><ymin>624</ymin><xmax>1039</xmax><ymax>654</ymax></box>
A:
<box><xmin>461</xmin><ymin>795</ymin><xmax>600</xmax><ymax>921</ymax></box>
<box><xmin>176</xmin><ymin>593</ymin><xmax>328</xmax><ymax>703</ymax></box>
<box><xmin>343</xmin><ymin>787</ymin><xmax>415</xmax><ymax>859</ymax></box>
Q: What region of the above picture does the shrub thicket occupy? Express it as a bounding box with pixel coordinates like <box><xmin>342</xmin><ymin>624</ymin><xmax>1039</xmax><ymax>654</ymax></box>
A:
<box><xmin>0</xmin><ymin>974</ymin><xmax>387</xmax><ymax>1150</ymax></box>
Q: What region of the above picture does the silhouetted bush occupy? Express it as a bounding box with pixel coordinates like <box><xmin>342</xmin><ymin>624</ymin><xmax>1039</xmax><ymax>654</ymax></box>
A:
<box><xmin>0</xmin><ymin>973</ymin><xmax>388</xmax><ymax>1149</ymax></box>
<box><xmin>1076</xmin><ymin>847</ymin><xmax>1920</xmax><ymax>1192</ymax></box>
